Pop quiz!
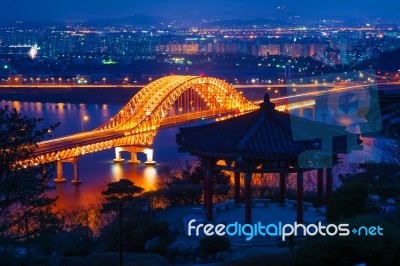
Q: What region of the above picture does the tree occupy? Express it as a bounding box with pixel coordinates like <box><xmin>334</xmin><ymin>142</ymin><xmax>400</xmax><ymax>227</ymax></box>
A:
<box><xmin>199</xmin><ymin>236</ymin><xmax>230</xmax><ymax>257</ymax></box>
<box><xmin>101</xmin><ymin>179</ymin><xmax>144</xmax><ymax>266</ymax></box>
<box><xmin>0</xmin><ymin>107</ymin><xmax>61</xmax><ymax>252</ymax></box>
<box><xmin>157</xmin><ymin>160</ymin><xmax>231</xmax><ymax>206</ymax></box>
<box><xmin>326</xmin><ymin>181</ymin><xmax>368</xmax><ymax>222</ymax></box>
<box><xmin>101</xmin><ymin>179</ymin><xmax>144</xmax><ymax>213</ymax></box>
<box><xmin>340</xmin><ymin>163</ymin><xmax>400</xmax><ymax>201</ymax></box>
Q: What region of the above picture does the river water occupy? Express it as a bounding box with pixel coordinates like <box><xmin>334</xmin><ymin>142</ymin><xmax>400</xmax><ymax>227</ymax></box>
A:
<box><xmin>0</xmin><ymin>100</ymin><xmax>200</xmax><ymax>210</ymax></box>
<box><xmin>1</xmin><ymin>87</ymin><xmax>396</xmax><ymax>210</ymax></box>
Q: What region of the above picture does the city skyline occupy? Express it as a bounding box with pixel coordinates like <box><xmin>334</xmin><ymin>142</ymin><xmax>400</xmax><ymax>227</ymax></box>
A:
<box><xmin>3</xmin><ymin>0</ymin><xmax>400</xmax><ymax>21</ymax></box>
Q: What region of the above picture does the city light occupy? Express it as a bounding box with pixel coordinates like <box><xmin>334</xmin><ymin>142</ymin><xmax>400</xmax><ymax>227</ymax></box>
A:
<box><xmin>81</xmin><ymin>115</ymin><xmax>89</xmax><ymax>131</ymax></box>
<box><xmin>28</xmin><ymin>45</ymin><xmax>38</xmax><ymax>60</ymax></box>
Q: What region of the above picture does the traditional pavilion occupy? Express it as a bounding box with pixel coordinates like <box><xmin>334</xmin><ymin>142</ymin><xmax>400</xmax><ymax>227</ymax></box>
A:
<box><xmin>177</xmin><ymin>94</ymin><xmax>362</xmax><ymax>224</ymax></box>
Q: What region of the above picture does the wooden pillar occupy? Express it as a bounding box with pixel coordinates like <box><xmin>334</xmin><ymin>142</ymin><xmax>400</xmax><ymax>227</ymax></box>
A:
<box><xmin>317</xmin><ymin>168</ymin><xmax>324</xmax><ymax>207</ymax></box>
<box><xmin>296</xmin><ymin>171</ymin><xmax>304</xmax><ymax>224</ymax></box>
<box><xmin>244</xmin><ymin>172</ymin><xmax>252</xmax><ymax>224</ymax></box>
<box><xmin>203</xmin><ymin>174</ymin><xmax>208</xmax><ymax>211</ymax></box>
<box><xmin>206</xmin><ymin>168</ymin><xmax>213</xmax><ymax>221</ymax></box>
<box><xmin>311</xmin><ymin>106</ymin><xmax>316</xmax><ymax>121</ymax></box>
<box><xmin>326</xmin><ymin>168</ymin><xmax>333</xmax><ymax>204</ymax></box>
<box><xmin>279</xmin><ymin>172</ymin><xmax>287</xmax><ymax>205</ymax></box>
<box><xmin>234</xmin><ymin>172</ymin><xmax>241</xmax><ymax>204</ymax></box>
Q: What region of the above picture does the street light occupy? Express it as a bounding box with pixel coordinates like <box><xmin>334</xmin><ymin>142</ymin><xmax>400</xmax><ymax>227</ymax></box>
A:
<box><xmin>7</xmin><ymin>58</ymin><xmax>11</xmax><ymax>79</ymax></box>
<box><xmin>102</xmin><ymin>77</ymin><xmax>106</xmax><ymax>85</ymax></box>
<box><xmin>81</xmin><ymin>115</ymin><xmax>89</xmax><ymax>132</ymax></box>
<box><xmin>59</xmin><ymin>77</ymin><xmax>62</xmax><ymax>86</ymax></box>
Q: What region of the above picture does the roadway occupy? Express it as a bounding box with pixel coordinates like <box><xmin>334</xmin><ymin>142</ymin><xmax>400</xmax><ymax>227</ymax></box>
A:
<box><xmin>0</xmin><ymin>83</ymin><xmax>327</xmax><ymax>89</ymax></box>
<box><xmin>0</xmin><ymin>84</ymin><xmax>145</xmax><ymax>89</ymax></box>
<box><xmin>258</xmin><ymin>81</ymin><xmax>400</xmax><ymax>105</ymax></box>
<box><xmin>2</xmin><ymin>81</ymin><xmax>399</xmax><ymax>90</ymax></box>
<box><xmin>34</xmin><ymin>109</ymin><xmax>238</xmax><ymax>156</ymax></box>
<box><xmin>37</xmin><ymin>129</ymin><xmax>124</xmax><ymax>156</ymax></box>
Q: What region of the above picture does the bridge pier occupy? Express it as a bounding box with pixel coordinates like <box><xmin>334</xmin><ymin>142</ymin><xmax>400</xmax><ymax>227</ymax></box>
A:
<box><xmin>71</xmin><ymin>159</ymin><xmax>81</xmax><ymax>185</ymax></box>
<box><xmin>113</xmin><ymin>146</ymin><xmax>155</xmax><ymax>165</ymax></box>
<box><xmin>144</xmin><ymin>148</ymin><xmax>156</xmax><ymax>165</ymax></box>
<box><xmin>298</xmin><ymin>106</ymin><xmax>315</xmax><ymax>120</ymax></box>
<box><xmin>299</xmin><ymin>107</ymin><xmax>304</xmax><ymax>117</ymax></box>
<box><xmin>128</xmin><ymin>152</ymin><xmax>141</xmax><ymax>164</ymax></box>
<box><xmin>54</xmin><ymin>157</ymin><xmax>81</xmax><ymax>185</ymax></box>
<box><xmin>54</xmin><ymin>161</ymin><xmax>66</xmax><ymax>183</ymax></box>
<box><xmin>113</xmin><ymin>147</ymin><xmax>125</xmax><ymax>162</ymax></box>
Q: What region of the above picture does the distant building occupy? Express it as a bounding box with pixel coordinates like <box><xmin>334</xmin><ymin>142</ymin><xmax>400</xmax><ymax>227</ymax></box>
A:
<box><xmin>325</xmin><ymin>48</ymin><xmax>341</xmax><ymax>66</ymax></box>
<box><xmin>0</xmin><ymin>44</ymin><xmax>32</xmax><ymax>58</ymax></box>
<box><xmin>155</xmin><ymin>43</ymin><xmax>198</xmax><ymax>55</ymax></box>
<box><xmin>206</xmin><ymin>43</ymin><xmax>213</xmax><ymax>53</ymax></box>
<box><xmin>250</xmin><ymin>45</ymin><xmax>257</xmax><ymax>56</ymax></box>
<box><xmin>309</xmin><ymin>44</ymin><xmax>327</xmax><ymax>61</ymax></box>
<box><xmin>282</xmin><ymin>44</ymin><xmax>303</xmax><ymax>57</ymax></box>
<box><xmin>210</xmin><ymin>42</ymin><xmax>238</xmax><ymax>54</ymax></box>
<box><xmin>258</xmin><ymin>44</ymin><xmax>281</xmax><ymax>56</ymax></box>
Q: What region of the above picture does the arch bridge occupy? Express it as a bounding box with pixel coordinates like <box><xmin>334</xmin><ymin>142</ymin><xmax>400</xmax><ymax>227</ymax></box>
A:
<box><xmin>21</xmin><ymin>75</ymin><xmax>263</xmax><ymax>183</ymax></box>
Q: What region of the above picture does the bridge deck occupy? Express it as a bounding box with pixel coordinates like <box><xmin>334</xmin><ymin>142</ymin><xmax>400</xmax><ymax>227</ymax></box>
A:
<box><xmin>36</xmin><ymin>130</ymin><xmax>124</xmax><ymax>156</ymax></box>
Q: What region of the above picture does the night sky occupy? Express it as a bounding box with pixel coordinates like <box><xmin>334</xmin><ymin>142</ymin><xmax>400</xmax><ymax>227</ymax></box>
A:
<box><xmin>3</xmin><ymin>0</ymin><xmax>400</xmax><ymax>21</ymax></box>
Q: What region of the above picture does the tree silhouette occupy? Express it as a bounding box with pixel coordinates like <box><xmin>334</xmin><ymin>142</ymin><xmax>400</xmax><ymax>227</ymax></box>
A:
<box><xmin>0</xmin><ymin>107</ymin><xmax>61</xmax><ymax>252</ymax></box>
<box><xmin>101</xmin><ymin>179</ymin><xmax>144</xmax><ymax>266</ymax></box>
<box><xmin>101</xmin><ymin>179</ymin><xmax>144</xmax><ymax>212</ymax></box>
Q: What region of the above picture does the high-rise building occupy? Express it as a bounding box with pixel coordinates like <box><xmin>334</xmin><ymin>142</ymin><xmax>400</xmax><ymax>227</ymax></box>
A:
<box><xmin>155</xmin><ymin>43</ymin><xmax>198</xmax><ymax>55</ymax></box>
<box><xmin>258</xmin><ymin>44</ymin><xmax>280</xmax><ymax>56</ymax></box>
<box><xmin>282</xmin><ymin>44</ymin><xmax>303</xmax><ymax>57</ymax></box>
<box><xmin>308</xmin><ymin>43</ymin><xmax>326</xmax><ymax>61</ymax></box>
<box><xmin>325</xmin><ymin>48</ymin><xmax>341</xmax><ymax>66</ymax></box>
<box><xmin>182</xmin><ymin>43</ymin><xmax>198</xmax><ymax>54</ymax></box>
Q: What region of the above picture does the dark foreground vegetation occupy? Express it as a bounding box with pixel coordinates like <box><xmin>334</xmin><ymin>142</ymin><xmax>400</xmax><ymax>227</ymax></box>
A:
<box><xmin>1</xmin><ymin>107</ymin><xmax>400</xmax><ymax>265</ymax></box>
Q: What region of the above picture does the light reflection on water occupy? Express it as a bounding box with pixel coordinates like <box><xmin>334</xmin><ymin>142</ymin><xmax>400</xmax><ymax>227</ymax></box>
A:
<box><xmin>0</xmin><ymin>100</ymin><xmax>195</xmax><ymax>210</ymax></box>
<box><xmin>1</xmin><ymin>96</ymin><xmax>396</xmax><ymax>210</ymax></box>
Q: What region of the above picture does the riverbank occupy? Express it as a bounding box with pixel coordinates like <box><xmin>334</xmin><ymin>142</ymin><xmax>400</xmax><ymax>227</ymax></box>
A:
<box><xmin>0</xmin><ymin>87</ymin><xmax>141</xmax><ymax>105</ymax></box>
